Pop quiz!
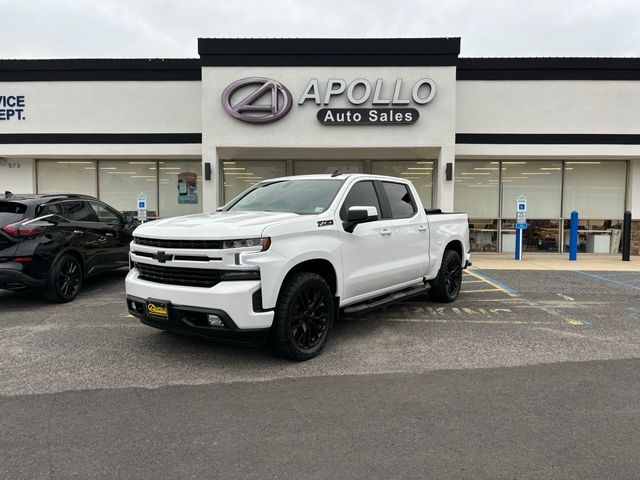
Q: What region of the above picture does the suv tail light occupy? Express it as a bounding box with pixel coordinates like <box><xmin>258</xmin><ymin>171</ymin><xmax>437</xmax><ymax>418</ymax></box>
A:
<box><xmin>2</xmin><ymin>219</ymin><xmax>47</xmax><ymax>238</ymax></box>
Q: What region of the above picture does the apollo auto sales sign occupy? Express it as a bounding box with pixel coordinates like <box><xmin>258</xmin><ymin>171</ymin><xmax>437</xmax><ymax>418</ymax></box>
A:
<box><xmin>221</xmin><ymin>77</ymin><xmax>435</xmax><ymax>125</ymax></box>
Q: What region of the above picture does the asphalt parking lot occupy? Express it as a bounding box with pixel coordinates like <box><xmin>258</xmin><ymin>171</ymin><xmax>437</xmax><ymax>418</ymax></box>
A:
<box><xmin>1</xmin><ymin>267</ymin><xmax>639</xmax><ymax>479</ymax></box>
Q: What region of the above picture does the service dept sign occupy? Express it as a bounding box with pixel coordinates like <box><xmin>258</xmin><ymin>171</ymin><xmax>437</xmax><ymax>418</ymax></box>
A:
<box><xmin>221</xmin><ymin>77</ymin><xmax>435</xmax><ymax>126</ymax></box>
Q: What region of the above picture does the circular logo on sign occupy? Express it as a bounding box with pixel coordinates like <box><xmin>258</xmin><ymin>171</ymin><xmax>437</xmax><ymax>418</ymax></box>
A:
<box><xmin>221</xmin><ymin>77</ymin><xmax>293</xmax><ymax>124</ymax></box>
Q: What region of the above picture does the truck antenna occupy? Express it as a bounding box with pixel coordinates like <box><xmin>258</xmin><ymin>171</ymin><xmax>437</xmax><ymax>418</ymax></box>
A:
<box><xmin>331</xmin><ymin>170</ymin><xmax>341</xmax><ymax>177</ymax></box>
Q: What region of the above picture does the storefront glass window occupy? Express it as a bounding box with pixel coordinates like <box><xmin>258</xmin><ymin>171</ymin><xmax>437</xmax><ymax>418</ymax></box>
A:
<box><xmin>37</xmin><ymin>160</ymin><xmax>97</xmax><ymax>196</ymax></box>
<box><xmin>158</xmin><ymin>160</ymin><xmax>202</xmax><ymax>217</ymax></box>
<box><xmin>223</xmin><ymin>160</ymin><xmax>286</xmax><ymax>203</ymax></box>
<box><xmin>501</xmin><ymin>160</ymin><xmax>562</xmax><ymax>219</ymax></box>
<box><xmin>469</xmin><ymin>219</ymin><xmax>498</xmax><ymax>252</ymax></box>
<box><xmin>294</xmin><ymin>160</ymin><xmax>363</xmax><ymax>175</ymax></box>
<box><xmin>454</xmin><ymin>160</ymin><xmax>499</xmax><ymax>218</ymax></box>
<box><xmin>501</xmin><ymin>219</ymin><xmax>561</xmax><ymax>253</ymax></box>
<box><xmin>563</xmin><ymin>219</ymin><xmax>623</xmax><ymax>254</ymax></box>
<box><xmin>454</xmin><ymin>161</ymin><xmax>499</xmax><ymax>252</ymax></box>
<box><xmin>371</xmin><ymin>160</ymin><xmax>434</xmax><ymax>209</ymax></box>
<box><xmin>98</xmin><ymin>160</ymin><xmax>158</xmax><ymax>218</ymax></box>
<box><xmin>562</xmin><ymin>161</ymin><xmax>626</xmax><ymax>219</ymax></box>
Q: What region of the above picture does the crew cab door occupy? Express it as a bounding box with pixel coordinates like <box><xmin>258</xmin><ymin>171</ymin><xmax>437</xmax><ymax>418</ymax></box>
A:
<box><xmin>380</xmin><ymin>181</ymin><xmax>430</xmax><ymax>284</ymax></box>
<box><xmin>337</xmin><ymin>180</ymin><xmax>396</xmax><ymax>301</ymax></box>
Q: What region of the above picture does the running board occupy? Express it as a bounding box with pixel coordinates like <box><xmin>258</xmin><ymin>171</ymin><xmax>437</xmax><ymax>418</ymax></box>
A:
<box><xmin>342</xmin><ymin>284</ymin><xmax>431</xmax><ymax>316</ymax></box>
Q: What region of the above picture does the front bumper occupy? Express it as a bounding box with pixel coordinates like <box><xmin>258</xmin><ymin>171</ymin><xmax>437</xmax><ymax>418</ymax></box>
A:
<box><xmin>0</xmin><ymin>262</ymin><xmax>47</xmax><ymax>290</ymax></box>
<box><xmin>126</xmin><ymin>294</ymin><xmax>270</xmax><ymax>346</ymax></box>
<box><xmin>125</xmin><ymin>268</ymin><xmax>274</xmax><ymax>337</ymax></box>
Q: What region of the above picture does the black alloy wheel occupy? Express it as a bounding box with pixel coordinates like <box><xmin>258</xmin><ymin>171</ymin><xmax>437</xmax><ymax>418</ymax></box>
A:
<box><xmin>430</xmin><ymin>249</ymin><xmax>463</xmax><ymax>303</ymax></box>
<box><xmin>57</xmin><ymin>257</ymin><xmax>82</xmax><ymax>298</ymax></box>
<box><xmin>290</xmin><ymin>287</ymin><xmax>329</xmax><ymax>350</ymax></box>
<box><xmin>444</xmin><ymin>261</ymin><xmax>462</xmax><ymax>298</ymax></box>
<box><xmin>44</xmin><ymin>254</ymin><xmax>83</xmax><ymax>303</ymax></box>
<box><xmin>269</xmin><ymin>272</ymin><xmax>335</xmax><ymax>361</ymax></box>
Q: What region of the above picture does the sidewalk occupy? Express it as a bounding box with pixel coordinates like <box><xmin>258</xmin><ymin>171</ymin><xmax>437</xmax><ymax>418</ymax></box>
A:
<box><xmin>470</xmin><ymin>253</ymin><xmax>640</xmax><ymax>271</ymax></box>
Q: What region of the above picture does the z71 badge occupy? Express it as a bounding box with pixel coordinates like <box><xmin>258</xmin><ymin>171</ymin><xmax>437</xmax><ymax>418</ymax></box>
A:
<box><xmin>317</xmin><ymin>220</ymin><xmax>334</xmax><ymax>227</ymax></box>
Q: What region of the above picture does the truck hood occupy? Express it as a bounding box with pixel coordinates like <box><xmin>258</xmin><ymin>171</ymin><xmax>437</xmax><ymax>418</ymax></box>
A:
<box><xmin>133</xmin><ymin>211</ymin><xmax>302</xmax><ymax>239</ymax></box>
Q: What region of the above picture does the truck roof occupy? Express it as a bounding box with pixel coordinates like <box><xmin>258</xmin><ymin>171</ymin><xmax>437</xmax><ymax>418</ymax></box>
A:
<box><xmin>259</xmin><ymin>173</ymin><xmax>412</xmax><ymax>183</ymax></box>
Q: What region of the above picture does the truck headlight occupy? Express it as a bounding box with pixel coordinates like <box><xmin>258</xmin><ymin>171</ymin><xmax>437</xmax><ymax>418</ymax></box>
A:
<box><xmin>223</xmin><ymin>237</ymin><xmax>271</xmax><ymax>251</ymax></box>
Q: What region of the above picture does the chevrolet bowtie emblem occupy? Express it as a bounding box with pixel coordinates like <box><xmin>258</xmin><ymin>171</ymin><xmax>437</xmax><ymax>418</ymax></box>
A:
<box><xmin>153</xmin><ymin>251</ymin><xmax>173</xmax><ymax>263</ymax></box>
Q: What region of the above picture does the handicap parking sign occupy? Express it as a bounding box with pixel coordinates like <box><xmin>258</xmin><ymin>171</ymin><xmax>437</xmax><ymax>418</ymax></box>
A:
<box><xmin>136</xmin><ymin>193</ymin><xmax>147</xmax><ymax>210</ymax></box>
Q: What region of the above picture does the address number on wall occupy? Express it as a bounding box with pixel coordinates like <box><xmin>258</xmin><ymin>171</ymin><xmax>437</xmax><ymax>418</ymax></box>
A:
<box><xmin>7</xmin><ymin>162</ymin><xmax>21</xmax><ymax>168</ymax></box>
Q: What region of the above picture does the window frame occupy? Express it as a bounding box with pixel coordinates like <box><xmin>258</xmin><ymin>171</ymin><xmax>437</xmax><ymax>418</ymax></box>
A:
<box><xmin>88</xmin><ymin>200</ymin><xmax>124</xmax><ymax>226</ymax></box>
<box><xmin>338</xmin><ymin>179</ymin><xmax>385</xmax><ymax>222</ymax></box>
<box><xmin>61</xmin><ymin>200</ymin><xmax>99</xmax><ymax>223</ymax></box>
<box><xmin>380</xmin><ymin>181</ymin><xmax>418</xmax><ymax>220</ymax></box>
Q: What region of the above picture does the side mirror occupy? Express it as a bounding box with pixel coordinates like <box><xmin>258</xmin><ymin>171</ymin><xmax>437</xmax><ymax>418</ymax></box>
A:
<box><xmin>345</xmin><ymin>206</ymin><xmax>378</xmax><ymax>233</ymax></box>
<box><xmin>124</xmin><ymin>215</ymin><xmax>134</xmax><ymax>225</ymax></box>
<box><xmin>216</xmin><ymin>207</ymin><xmax>224</xmax><ymax>212</ymax></box>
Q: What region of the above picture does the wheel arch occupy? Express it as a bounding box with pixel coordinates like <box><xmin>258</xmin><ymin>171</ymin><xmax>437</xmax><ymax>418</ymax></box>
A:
<box><xmin>444</xmin><ymin>239</ymin><xmax>464</xmax><ymax>265</ymax></box>
<box><xmin>54</xmin><ymin>247</ymin><xmax>85</xmax><ymax>276</ymax></box>
<box><xmin>281</xmin><ymin>258</ymin><xmax>338</xmax><ymax>298</ymax></box>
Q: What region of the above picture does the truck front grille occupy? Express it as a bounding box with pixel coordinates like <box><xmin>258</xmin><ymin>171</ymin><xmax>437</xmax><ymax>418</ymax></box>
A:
<box><xmin>135</xmin><ymin>263</ymin><xmax>259</xmax><ymax>288</ymax></box>
<box><xmin>136</xmin><ymin>263</ymin><xmax>222</xmax><ymax>288</ymax></box>
<box><xmin>134</xmin><ymin>237</ymin><xmax>223</xmax><ymax>249</ymax></box>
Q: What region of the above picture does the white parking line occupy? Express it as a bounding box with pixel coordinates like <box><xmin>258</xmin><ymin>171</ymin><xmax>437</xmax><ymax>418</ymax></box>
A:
<box><xmin>556</xmin><ymin>293</ymin><xmax>575</xmax><ymax>301</ymax></box>
<box><xmin>462</xmin><ymin>288</ymin><xmax>504</xmax><ymax>293</ymax></box>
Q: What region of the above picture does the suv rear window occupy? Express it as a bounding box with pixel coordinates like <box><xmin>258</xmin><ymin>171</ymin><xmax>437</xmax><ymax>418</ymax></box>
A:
<box><xmin>0</xmin><ymin>201</ymin><xmax>27</xmax><ymax>226</ymax></box>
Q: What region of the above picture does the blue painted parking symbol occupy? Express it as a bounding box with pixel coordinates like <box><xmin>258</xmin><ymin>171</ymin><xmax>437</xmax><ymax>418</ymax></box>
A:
<box><xmin>138</xmin><ymin>201</ymin><xmax>145</xmax><ymax>208</ymax></box>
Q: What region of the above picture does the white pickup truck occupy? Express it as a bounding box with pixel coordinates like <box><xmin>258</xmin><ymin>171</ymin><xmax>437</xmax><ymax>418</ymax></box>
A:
<box><xmin>125</xmin><ymin>174</ymin><xmax>470</xmax><ymax>360</ymax></box>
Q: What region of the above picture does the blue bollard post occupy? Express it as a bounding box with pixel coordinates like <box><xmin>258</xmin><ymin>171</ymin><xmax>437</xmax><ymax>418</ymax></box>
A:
<box><xmin>515</xmin><ymin>227</ymin><xmax>522</xmax><ymax>260</ymax></box>
<box><xmin>569</xmin><ymin>210</ymin><xmax>578</xmax><ymax>261</ymax></box>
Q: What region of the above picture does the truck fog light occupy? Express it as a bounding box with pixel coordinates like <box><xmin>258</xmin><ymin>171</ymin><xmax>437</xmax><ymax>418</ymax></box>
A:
<box><xmin>207</xmin><ymin>314</ymin><xmax>224</xmax><ymax>327</ymax></box>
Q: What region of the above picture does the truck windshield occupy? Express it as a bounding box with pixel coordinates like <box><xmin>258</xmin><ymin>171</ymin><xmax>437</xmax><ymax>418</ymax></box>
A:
<box><xmin>225</xmin><ymin>179</ymin><xmax>344</xmax><ymax>215</ymax></box>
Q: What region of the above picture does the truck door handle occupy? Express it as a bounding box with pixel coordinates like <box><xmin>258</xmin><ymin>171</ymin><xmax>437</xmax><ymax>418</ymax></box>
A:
<box><xmin>380</xmin><ymin>228</ymin><xmax>392</xmax><ymax>236</ymax></box>
<box><xmin>73</xmin><ymin>230</ymin><xmax>83</xmax><ymax>234</ymax></box>
<box><xmin>418</xmin><ymin>226</ymin><xmax>427</xmax><ymax>232</ymax></box>
<box><xmin>105</xmin><ymin>232</ymin><xmax>114</xmax><ymax>237</ymax></box>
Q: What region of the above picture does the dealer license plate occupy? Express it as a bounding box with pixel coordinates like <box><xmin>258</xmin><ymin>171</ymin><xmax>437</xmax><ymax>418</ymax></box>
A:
<box><xmin>146</xmin><ymin>299</ymin><xmax>169</xmax><ymax>320</ymax></box>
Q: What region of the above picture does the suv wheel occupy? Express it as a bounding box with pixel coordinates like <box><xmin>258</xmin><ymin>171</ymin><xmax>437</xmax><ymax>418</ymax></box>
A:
<box><xmin>269</xmin><ymin>272</ymin><xmax>335</xmax><ymax>361</ymax></box>
<box><xmin>44</xmin><ymin>253</ymin><xmax>83</xmax><ymax>303</ymax></box>
<box><xmin>430</xmin><ymin>249</ymin><xmax>462</xmax><ymax>303</ymax></box>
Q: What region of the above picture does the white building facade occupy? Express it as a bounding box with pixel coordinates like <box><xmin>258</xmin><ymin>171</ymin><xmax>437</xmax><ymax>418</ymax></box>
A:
<box><xmin>2</xmin><ymin>38</ymin><xmax>640</xmax><ymax>253</ymax></box>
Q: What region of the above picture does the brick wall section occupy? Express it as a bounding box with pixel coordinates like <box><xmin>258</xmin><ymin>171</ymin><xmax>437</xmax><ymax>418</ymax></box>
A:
<box><xmin>630</xmin><ymin>221</ymin><xmax>640</xmax><ymax>255</ymax></box>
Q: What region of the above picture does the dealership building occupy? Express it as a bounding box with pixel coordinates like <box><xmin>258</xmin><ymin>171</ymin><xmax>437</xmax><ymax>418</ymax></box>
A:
<box><xmin>2</xmin><ymin>37</ymin><xmax>640</xmax><ymax>253</ymax></box>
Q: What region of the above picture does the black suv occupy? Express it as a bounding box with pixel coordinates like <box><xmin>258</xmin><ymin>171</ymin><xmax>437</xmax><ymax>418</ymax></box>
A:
<box><xmin>0</xmin><ymin>193</ymin><xmax>135</xmax><ymax>302</ymax></box>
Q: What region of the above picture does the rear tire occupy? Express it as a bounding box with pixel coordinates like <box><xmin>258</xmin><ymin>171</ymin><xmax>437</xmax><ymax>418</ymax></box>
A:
<box><xmin>269</xmin><ymin>272</ymin><xmax>335</xmax><ymax>361</ymax></box>
<box><xmin>44</xmin><ymin>253</ymin><xmax>83</xmax><ymax>303</ymax></box>
<box><xmin>430</xmin><ymin>250</ymin><xmax>463</xmax><ymax>303</ymax></box>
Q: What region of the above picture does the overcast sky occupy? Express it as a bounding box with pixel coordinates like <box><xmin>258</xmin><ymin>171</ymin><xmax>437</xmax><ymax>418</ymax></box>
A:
<box><xmin>1</xmin><ymin>0</ymin><xmax>639</xmax><ymax>58</ymax></box>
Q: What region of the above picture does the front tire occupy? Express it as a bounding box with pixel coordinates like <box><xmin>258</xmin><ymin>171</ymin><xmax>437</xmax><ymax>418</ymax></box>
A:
<box><xmin>269</xmin><ymin>272</ymin><xmax>335</xmax><ymax>361</ymax></box>
<box><xmin>44</xmin><ymin>253</ymin><xmax>83</xmax><ymax>303</ymax></box>
<box><xmin>430</xmin><ymin>249</ymin><xmax>462</xmax><ymax>303</ymax></box>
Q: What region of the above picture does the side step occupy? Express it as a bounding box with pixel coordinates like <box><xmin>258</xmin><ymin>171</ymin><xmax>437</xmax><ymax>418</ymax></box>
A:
<box><xmin>342</xmin><ymin>283</ymin><xmax>431</xmax><ymax>316</ymax></box>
